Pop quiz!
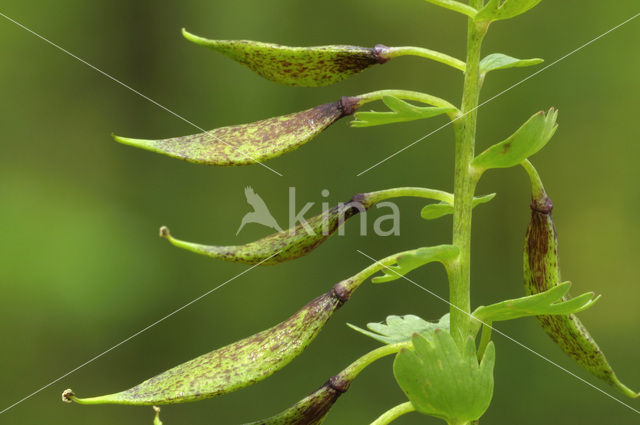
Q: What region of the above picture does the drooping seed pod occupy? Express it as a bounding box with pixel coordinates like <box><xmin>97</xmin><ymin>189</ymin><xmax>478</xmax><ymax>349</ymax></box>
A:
<box><xmin>159</xmin><ymin>187</ymin><xmax>455</xmax><ymax>265</ymax></box>
<box><xmin>182</xmin><ymin>29</ymin><xmax>389</xmax><ymax>87</ymax></box>
<box><xmin>160</xmin><ymin>193</ymin><xmax>368</xmax><ymax>265</ymax></box>
<box><xmin>114</xmin><ymin>97</ymin><xmax>358</xmax><ymax>166</ymax></box>
<box><xmin>182</xmin><ymin>30</ymin><xmax>466</xmax><ymax>88</ymax></box>
<box><xmin>522</xmin><ymin>161</ymin><xmax>638</xmax><ymax>398</ymax></box>
<box><xmin>62</xmin><ymin>274</ymin><xmax>369</xmax><ymax>406</ymax></box>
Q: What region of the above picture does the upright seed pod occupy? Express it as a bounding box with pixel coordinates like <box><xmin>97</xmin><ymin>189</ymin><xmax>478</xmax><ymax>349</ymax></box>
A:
<box><xmin>62</xmin><ymin>262</ymin><xmax>388</xmax><ymax>406</ymax></box>
<box><xmin>522</xmin><ymin>161</ymin><xmax>638</xmax><ymax>398</ymax></box>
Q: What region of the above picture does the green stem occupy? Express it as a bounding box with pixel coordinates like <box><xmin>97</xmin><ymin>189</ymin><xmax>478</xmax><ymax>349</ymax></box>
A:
<box><xmin>383</xmin><ymin>46</ymin><xmax>466</xmax><ymax>72</ymax></box>
<box><xmin>449</xmin><ymin>11</ymin><xmax>488</xmax><ymax>347</ymax></box>
<box><xmin>338</xmin><ymin>342</ymin><xmax>412</xmax><ymax>382</ymax></box>
<box><xmin>370</xmin><ymin>401</ymin><xmax>416</xmax><ymax>425</ymax></box>
<box><xmin>521</xmin><ymin>159</ymin><xmax>547</xmax><ymax>199</ymax></box>
<box><xmin>355</xmin><ymin>89</ymin><xmax>460</xmax><ymax>119</ymax></box>
<box><xmin>364</xmin><ymin>186</ymin><xmax>455</xmax><ymax>206</ymax></box>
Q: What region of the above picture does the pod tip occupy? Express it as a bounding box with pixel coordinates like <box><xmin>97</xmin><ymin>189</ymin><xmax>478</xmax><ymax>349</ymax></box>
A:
<box><xmin>159</xmin><ymin>226</ymin><xmax>171</xmax><ymax>239</ymax></box>
<box><xmin>61</xmin><ymin>389</ymin><xmax>75</xmax><ymax>403</ymax></box>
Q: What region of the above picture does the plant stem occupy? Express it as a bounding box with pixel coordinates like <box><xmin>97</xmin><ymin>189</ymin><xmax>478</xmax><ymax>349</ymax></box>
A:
<box><xmin>449</xmin><ymin>9</ymin><xmax>488</xmax><ymax>348</ymax></box>
<box><xmin>369</xmin><ymin>401</ymin><xmax>416</xmax><ymax>425</ymax></box>
<box><xmin>339</xmin><ymin>342</ymin><xmax>412</xmax><ymax>382</ymax></box>
<box><xmin>384</xmin><ymin>46</ymin><xmax>466</xmax><ymax>72</ymax></box>
<box><xmin>364</xmin><ymin>187</ymin><xmax>455</xmax><ymax>206</ymax></box>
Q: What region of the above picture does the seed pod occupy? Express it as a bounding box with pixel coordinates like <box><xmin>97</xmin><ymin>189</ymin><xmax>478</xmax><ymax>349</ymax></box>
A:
<box><xmin>114</xmin><ymin>97</ymin><xmax>358</xmax><ymax>166</ymax></box>
<box><xmin>183</xmin><ymin>29</ymin><xmax>389</xmax><ymax>87</ymax></box>
<box><xmin>523</xmin><ymin>171</ymin><xmax>638</xmax><ymax>398</ymax></box>
<box><xmin>160</xmin><ymin>193</ymin><xmax>372</xmax><ymax>265</ymax></box>
<box><xmin>63</xmin><ymin>278</ymin><xmax>363</xmax><ymax>405</ymax></box>
<box><xmin>245</xmin><ymin>373</ymin><xmax>351</xmax><ymax>425</ymax></box>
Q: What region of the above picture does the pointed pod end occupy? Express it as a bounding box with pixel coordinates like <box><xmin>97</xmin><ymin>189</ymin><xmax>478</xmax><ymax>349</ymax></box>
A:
<box><xmin>159</xmin><ymin>226</ymin><xmax>171</xmax><ymax>239</ymax></box>
<box><xmin>113</xmin><ymin>134</ymin><xmax>157</xmax><ymax>151</ymax></box>
<box><xmin>61</xmin><ymin>389</ymin><xmax>75</xmax><ymax>403</ymax></box>
<box><xmin>181</xmin><ymin>28</ymin><xmax>209</xmax><ymax>47</ymax></box>
<box><xmin>611</xmin><ymin>375</ymin><xmax>640</xmax><ymax>399</ymax></box>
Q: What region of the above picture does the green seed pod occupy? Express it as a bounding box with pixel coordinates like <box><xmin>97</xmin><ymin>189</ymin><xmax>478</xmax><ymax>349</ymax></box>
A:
<box><xmin>159</xmin><ymin>187</ymin><xmax>455</xmax><ymax>265</ymax></box>
<box><xmin>522</xmin><ymin>161</ymin><xmax>638</xmax><ymax>398</ymax></box>
<box><xmin>182</xmin><ymin>29</ymin><xmax>388</xmax><ymax>87</ymax></box>
<box><xmin>114</xmin><ymin>97</ymin><xmax>358</xmax><ymax>166</ymax></box>
<box><xmin>159</xmin><ymin>193</ymin><xmax>369</xmax><ymax>265</ymax></box>
<box><xmin>62</xmin><ymin>277</ymin><xmax>366</xmax><ymax>406</ymax></box>
<box><xmin>245</xmin><ymin>373</ymin><xmax>352</xmax><ymax>425</ymax></box>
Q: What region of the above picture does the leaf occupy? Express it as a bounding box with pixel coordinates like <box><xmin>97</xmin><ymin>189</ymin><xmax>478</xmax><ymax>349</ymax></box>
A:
<box><xmin>348</xmin><ymin>313</ymin><xmax>449</xmax><ymax>345</ymax></box>
<box><xmin>350</xmin><ymin>95</ymin><xmax>456</xmax><ymax>128</ymax></box>
<box><xmin>183</xmin><ymin>29</ymin><xmax>387</xmax><ymax>87</ymax></box>
<box><xmin>114</xmin><ymin>99</ymin><xmax>356</xmax><ymax>166</ymax></box>
<box><xmin>480</xmin><ymin>53</ymin><xmax>543</xmax><ymax>74</ymax></box>
<box><xmin>64</xmin><ymin>286</ymin><xmax>350</xmax><ymax>405</ymax></box>
<box><xmin>393</xmin><ymin>332</ymin><xmax>495</xmax><ymax>423</ymax></box>
<box><xmin>476</xmin><ymin>0</ymin><xmax>542</xmax><ymax>22</ymax></box>
<box><xmin>420</xmin><ymin>193</ymin><xmax>495</xmax><ymax>220</ymax></box>
<box><xmin>473</xmin><ymin>282</ymin><xmax>600</xmax><ymax>323</ymax></box>
<box><xmin>371</xmin><ymin>245</ymin><xmax>459</xmax><ymax>283</ymax></box>
<box><xmin>471</xmin><ymin>108</ymin><xmax>558</xmax><ymax>172</ymax></box>
<box><xmin>153</xmin><ymin>407</ymin><xmax>163</xmax><ymax>425</ymax></box>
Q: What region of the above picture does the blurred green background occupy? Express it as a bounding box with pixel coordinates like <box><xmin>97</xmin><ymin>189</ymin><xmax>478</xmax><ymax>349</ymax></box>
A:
<box><xmin>1</xmin><ymin>1</ymin><xmax>639</xmax><ymax>424</ymax></box>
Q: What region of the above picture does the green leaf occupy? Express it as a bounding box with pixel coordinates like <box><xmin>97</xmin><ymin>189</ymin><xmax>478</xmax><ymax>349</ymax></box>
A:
<box><xmin>371</xmin><ymin>245</ymin><xmax>459</xmax><ymax>283</ymax></box>
<box><xmin>424</xmin><ymin>0</ymin><xmax>479</xmax><ymax>18</ymax></box>
<box><xmin>350</xmin><ymin>95</ymin><xmax>456</xmax><ymax>128</ymax></box>
<box><xmin>420</xmin><ymin>193</ymin><xmax>495</xmax><ymax>220</ymax></box>
<box><xmin>476</xmin><ymin>0</ymin><xmax>542</xmax><ymax>22</ymax></box>
<box><xmin>348</xmin><ymin>313</ymin><xmax>449</xmax><ymax>345</ymax></box>
<box><xmin>183</xmin><ymin>29</ymin><xmax>387</xmax><ymax>87</ymax></box>
<box><xmin>473</xmin><ymin>282</ymin><xmax>600</xmax><ymax>323</ymax></box>
<box><xmin>471</xmin><ymin>108</ymin><xmax>558</xmax><ymax>172</ymax></box>
<box><xmin>393</xmin><ymin>332</ymin><xmax>495</xmax><ymax>423</ymax></box>
<box><xmin>114</xmin><ymin>99</ymin><xmax>355</xmax><ymax>166</ymax></box>
<box><xmin>480</xmin><ymin>53</ymin><xmax>543</xmax><ymax>74</ymax></box>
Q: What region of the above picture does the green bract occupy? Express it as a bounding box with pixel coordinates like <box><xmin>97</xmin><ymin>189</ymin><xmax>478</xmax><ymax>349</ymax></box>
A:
<box><xmin>473</xmin><ymin>282</ymin><xmax>600</xmax><ymax>323</ymax></box>
<box><xmin>371</xmin><ymin>245</ymin><xmax>459</xmax><ymax>283</ymax></box>
<box><xmin>471</xmin><ymin>109</ymin><xmax>557</xmax><ymax>173</ymax></box>
<box><xmin>420</xmin><ymin>193</ymin><xmax>495</xmax><ymax>220</ymax></box>
<box><xmin>393</xmin><ymin>332</ymin><xmax>495</xmax><ymax>424</ymax></box>
<box><xmin>351</xmin><ymin>96</ymin><xmax>457</xmax><ymax>128</ymax></box>
<box><xmin>479</xmin><ymin>53</ymin><xmax>543</xmax><ymax>75</ymax></box>
<box><xmin>476</xmin><ymin>0</ymin><xmax>543</xmax><ymax>22</ymax></box>
<box><xmin>349</xmin><ymin>314</ymin><xmax>450</xmax><ymax>345</ymax></box>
